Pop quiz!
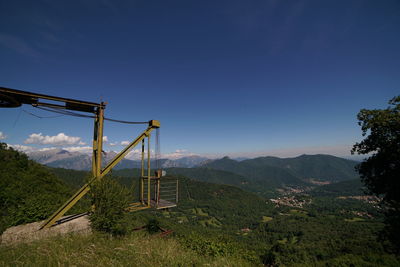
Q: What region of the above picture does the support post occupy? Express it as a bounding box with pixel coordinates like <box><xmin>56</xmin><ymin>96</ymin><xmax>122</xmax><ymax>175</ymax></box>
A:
<box><xmin>141</xmin><ymin>139</ymin><xmax>144</xmax><ymax>204</ymax></box>
<box><xmin>147</xmin><ymin>134</ymin><xmax>151</xmax><ymax>207</ymax></box>
<box><xmin>92</xmin><ymin>105</ymin><xmax>104</xmax><ymax>178</ymax></box>
<box><xmin>157</xmin><ymin>179</ymin><xmax>160</xmax><ymax>207</ymax></box>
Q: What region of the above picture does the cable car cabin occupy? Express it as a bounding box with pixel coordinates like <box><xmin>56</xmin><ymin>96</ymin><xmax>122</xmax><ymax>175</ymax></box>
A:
<box><xmin>127</xmin><ymin>171</ymin><xmax>178</xmax><ymax>211</ymax></box>
<box><xmin>142</xmin><ymin>173</ymin><xmax>178</xmax><ymax>209</ymax></box>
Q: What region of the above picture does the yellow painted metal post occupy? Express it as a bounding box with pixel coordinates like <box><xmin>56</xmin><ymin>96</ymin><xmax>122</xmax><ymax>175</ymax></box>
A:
<box><xmin>147</xmin><ymin>134</ymin><xmax>151</xmax><ymax>207</ymax></box>
<box><xmin>141</xmin><ymin>139</ymin><xmax>144</xmax><ymax>204</ymax></box>
<box><xmin>157</xmin><ymin>179</ymin><xmax>160</xmax><ymax>208</ymax></box>
<box><xmin>91</xmin><ymin>108</ymin><xmax>99</xmax><ymax>212</ymax></box>
<box><xmin>41</xmin><ymin>105</ymin><xmax>105</xmax><ymax>229</ymax></box>
<box><xmin>96</xmin><ymin>105</ymin><xmax>104</xmax><ymax>178</ymax></box>
<box><xmin>141</xmin><ymin>139</ymin><xmax>145</xmax><ymax>177</ymax></box>
<box><xmin>92</xmin><ymin>105</ymin><xmax>104</xmax><ymax>178</ymax></box>
<box><xmin>92</xmin><ymin>110</ymin><xmax>98</xmax><ymax>177</ymax></box>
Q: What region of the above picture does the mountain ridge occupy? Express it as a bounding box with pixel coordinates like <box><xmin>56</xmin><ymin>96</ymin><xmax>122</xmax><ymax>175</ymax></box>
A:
<box><xmin>27</xmin><ymin>149</ymin><xmax>208</xmax><ymax>170</ymax></box>
<box><xmin>201</xmin><ymin>154</ymin><xmax>358</xmax><ymax>182</ymax></box>
<box><xmin>27</xmin><ymin>150</ymin><xmax>359</xmax><ymax>190</ymax></box>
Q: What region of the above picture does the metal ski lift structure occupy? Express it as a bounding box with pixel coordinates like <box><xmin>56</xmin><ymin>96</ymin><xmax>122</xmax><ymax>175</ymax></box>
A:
<box><xmin>0</xmin><ymin>86</ymin><xmax>178</xmax><ymax>229</ymax></box>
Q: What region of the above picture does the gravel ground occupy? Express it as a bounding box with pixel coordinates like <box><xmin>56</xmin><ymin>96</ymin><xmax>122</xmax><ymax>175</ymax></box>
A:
<box><xmin>1</xmin><ymin>215</ymin><xmax>91</xmax><ymax>246</ymax></box>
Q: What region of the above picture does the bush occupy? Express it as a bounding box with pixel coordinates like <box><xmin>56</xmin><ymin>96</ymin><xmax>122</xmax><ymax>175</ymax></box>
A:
<box><xmin>89</xmin><ymin>175</ymin><xmax>131</xmax><ymax>236</ymax></box>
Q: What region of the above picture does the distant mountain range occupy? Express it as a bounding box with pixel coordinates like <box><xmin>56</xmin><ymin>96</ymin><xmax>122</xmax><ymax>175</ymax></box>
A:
<box><xmin>200</xmin><ymin>154</ymin><xmax>359</xmax><ymax>183</ymax></box>
<box><xmin>166</xmin><ymin>154</ymin><xmax>360</xmax><ymax>196</ymax></box>
<box><xmin>27</xmin><ymin>149</ymin><xmax>209</xmax><ymax>170</ymax></box>
<box><xmin>27</xmin><ymin>149</ymin><xmax>360</xmax><ymax>194</ymax></box>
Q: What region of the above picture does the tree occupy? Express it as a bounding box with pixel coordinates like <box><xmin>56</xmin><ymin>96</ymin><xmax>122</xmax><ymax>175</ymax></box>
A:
<box><xmin>352</xmin><ymin>96</ymin><xmax>400</xmax><ymax>251</ymax></box>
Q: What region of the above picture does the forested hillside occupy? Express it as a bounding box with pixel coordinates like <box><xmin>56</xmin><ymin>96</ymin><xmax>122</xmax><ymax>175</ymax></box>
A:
<box><xmin>201</xmin><ymin>154</ymin><xmax>358</xmax><ymax>183</ymax></box>
<box><xmin>0</xmin><ymin>144</ymin><xmax>72</xmax><ymax>233</ymax></box>
<box><xmin>242</xmin><ymin>154</ymin><xmax>358</xmax><ymax>181</ymax></box>
<box><xmin>310</xmin><ymin>179</ymin><xmax>365</xmax><ymax>197</ymax></box>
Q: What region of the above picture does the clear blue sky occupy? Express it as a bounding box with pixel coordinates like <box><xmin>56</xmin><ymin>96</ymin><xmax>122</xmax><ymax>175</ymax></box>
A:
<box><xmin>0</xmin><ymin>0</ymin><xmax>399</xmax><ymax>158</ymax></box>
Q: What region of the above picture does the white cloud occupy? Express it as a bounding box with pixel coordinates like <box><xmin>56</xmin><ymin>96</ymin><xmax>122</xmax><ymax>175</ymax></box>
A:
<box><xmin>24</xmin><ymin>133</ymin><xmax>83</xmax><ymax>146</ymax></box>
<box><xmin>0</xmin><ymin>131</ymin><xmax>6</xmax><ymax>140</ymax></box>
<box><xmin>7</xmin><ymin>143</ymin><xmax>92</xmax><ymax>154</ymax></box>
<box><xmin>103</xmin><ymin>136</ymin><xmax>108</xmax><ymax>142</ymax></box>
<box><xmin>109</xmin><ymin>142</ymin><xmax>118</xmax><ymax>146</ymax></box>
<box><xmin>38</xmin><ymin>147</ymin><xmax>58</xmax><ymax>152</ymax></box>
<box><xmin>121</xmin><ymin>140</ymin><xmax>130</xmax><ymax>146</ymax></box>
<box><xmin>7</xmin><ymin>144</ymin><xmax>36</xmax><ymax>153</ymax></box>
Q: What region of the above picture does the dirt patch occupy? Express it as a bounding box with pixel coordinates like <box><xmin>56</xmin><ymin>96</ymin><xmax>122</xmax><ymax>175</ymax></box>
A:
<box><xmin>1</xmin><ymin>215</ymin><xmax>91</xmax><ymax>246</ymax></box>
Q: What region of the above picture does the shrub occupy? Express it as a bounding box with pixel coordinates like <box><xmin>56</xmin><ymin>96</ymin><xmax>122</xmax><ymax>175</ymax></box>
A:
<box><xmin>89</xmin><ymin>175</ymin><xmax>131</xmax><ymax>236</ymax></box>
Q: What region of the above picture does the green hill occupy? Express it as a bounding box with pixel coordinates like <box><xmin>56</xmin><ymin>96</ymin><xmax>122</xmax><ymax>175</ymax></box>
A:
<box><xmin>200</xmin><ymin>154</ymin><xmax>358</xmax><ymax>187</ymax></box>
<box><xmin>0</xmin><ymin>144</ymin><xmax>72</xmax><ymax>233</ymax></box>
<box><xmin>166</xmin><ymin>167</ymin><xmax>247</xmax><ymax>187</ymax></box>
<box><xmin>244</xmin><ymin>154</ymin><xmax>359</xmax><ymax>181</ymax></box>
<box><xmin>310</xmin><ymin>179</ymin><xmax>365</xmax><ymax>197</ymax></box>
<box><xmin>164</xmin><ymin>167</ymin><xmax>281</xmax><ymax>197</ymax></box>
<box><xmin>200</xmin><ymin>156</ymin><xmax>306</xmax><ymax>189</ymax></box>
<box><xmin>48</xmin><ymin>167</ymin><xmax>89</xmax><ymax>189</ymax></box>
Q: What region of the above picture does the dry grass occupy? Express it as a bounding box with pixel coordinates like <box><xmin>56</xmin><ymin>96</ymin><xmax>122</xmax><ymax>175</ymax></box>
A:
<box><xmin>0</xmin><ymin>232</ymin><xmax>255</xmax><ymax>266</ymax></box>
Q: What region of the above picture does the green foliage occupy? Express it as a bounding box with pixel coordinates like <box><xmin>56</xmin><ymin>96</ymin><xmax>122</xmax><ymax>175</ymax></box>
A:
<box><xmin>89</xmin><ymin>175</ymin><xmax>131</xmax><ymax>236</ymax></box>
<box><xmin>179</xmin><ymin>233</ymin><xmax>236</xmax><ymax>257</ymax></box>
<box><xmin>48</xmin><ymin>167</ymin><xmax>89</xmax><ymax>189</ymax></box>
<box><xmin>352</xmin><ymin>96</ymin><xmax>400</xmax><ymax>250</ymax></box>
<box><xmin>0</xmin><ymin>143</ymin><xmax>71</xmax><ymax>233</ymax></box>
<box><xmin>252</xmin><ymin>211</ymin><xmax>399</xmax><ymax>266</ymax></box>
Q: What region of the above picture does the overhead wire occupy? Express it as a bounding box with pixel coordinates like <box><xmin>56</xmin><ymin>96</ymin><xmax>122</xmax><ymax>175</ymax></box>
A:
<box><xmin>35</xmin><ymin>106</ymin><xmax>94</xmax><ymax>118</ymax></box>
<box><xmin>33</xmin><ymin>105</ymin><xmax>148</xmax><ymax>124</ymax></box>
<box><xmin>22</xmin><ymin>109</ymin><xmax>65</xmax><ymax>119</ymax></box>
<box><xmin>30</xmin><ymin>103</ymin><xmax>155</xmax><ymax>168</ymax></box>
<box><xmin>13</xmin><ymin>108</ymin><xmax>22</xmax><ymax>128</ymax></box>
<box><xmin>104</xmin><ymin>117</ymin><xmax>148</xmax><ymax>124</ymax></box>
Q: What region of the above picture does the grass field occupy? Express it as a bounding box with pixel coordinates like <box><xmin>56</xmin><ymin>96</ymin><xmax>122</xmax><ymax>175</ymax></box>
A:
<box><xmin>0</xmin><ymin>232</ymin><xmax>254</xmax><ymax>267</ymax></box>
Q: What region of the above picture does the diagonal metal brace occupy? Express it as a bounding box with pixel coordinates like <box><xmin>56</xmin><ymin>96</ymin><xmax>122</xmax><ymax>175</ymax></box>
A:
<box><xmin>40</xmin><ymin>121</ymin><xmax>160</xmax><ymax>229</ymax></box>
